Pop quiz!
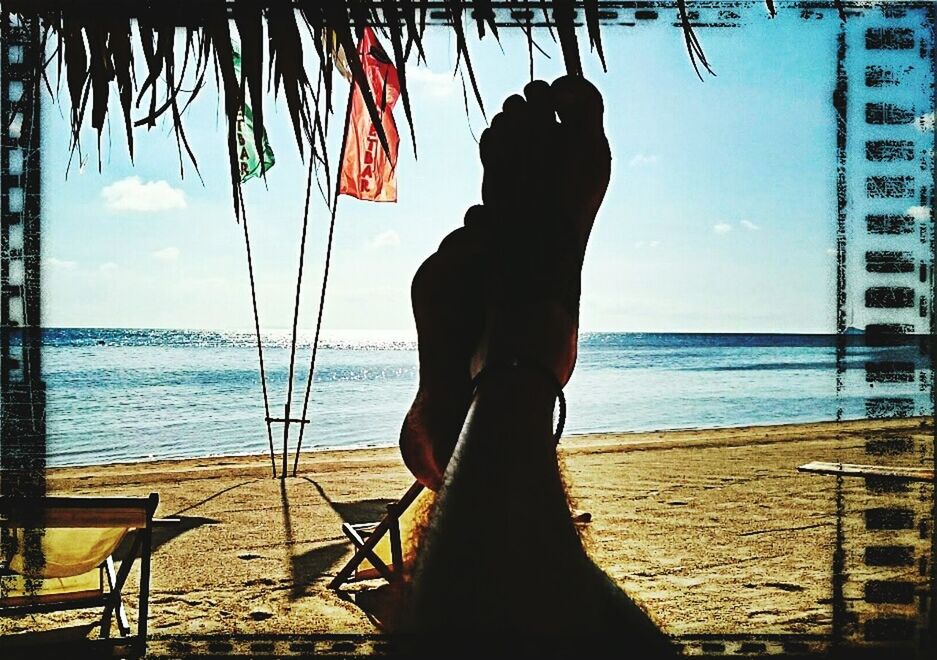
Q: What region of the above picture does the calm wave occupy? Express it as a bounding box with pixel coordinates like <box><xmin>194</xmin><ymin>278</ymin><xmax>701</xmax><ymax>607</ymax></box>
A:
<box><xmin>40</xmin><ymin>329</ymin><xmax>930</xmax><ymax>467</ymax></box>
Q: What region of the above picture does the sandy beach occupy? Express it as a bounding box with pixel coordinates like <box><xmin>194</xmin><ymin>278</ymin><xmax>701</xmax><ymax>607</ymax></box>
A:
<box><xmin>2</xmin><ymin>417</ymin><xmax>933</xmax><ymax>647</ymax></box>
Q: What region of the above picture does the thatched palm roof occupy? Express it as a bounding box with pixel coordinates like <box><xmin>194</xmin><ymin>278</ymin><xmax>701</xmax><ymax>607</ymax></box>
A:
<box><xmin>2</xmin><ymin>1</ymin><xmax>788</xmax><ymax>211</ymax></box>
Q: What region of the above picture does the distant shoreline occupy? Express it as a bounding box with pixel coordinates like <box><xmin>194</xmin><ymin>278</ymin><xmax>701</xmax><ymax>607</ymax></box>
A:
<box><xmin>43</xmin><ymin>416</ymin><xmax>930</xmax><ymax>474</ymax></box>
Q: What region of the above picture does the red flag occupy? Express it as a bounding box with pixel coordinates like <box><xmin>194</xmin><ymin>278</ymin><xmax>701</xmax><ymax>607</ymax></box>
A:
<box><xmin>339</xmin><ymin>29</ymin><xmax>400</xmax><ymax>202</ymax></box>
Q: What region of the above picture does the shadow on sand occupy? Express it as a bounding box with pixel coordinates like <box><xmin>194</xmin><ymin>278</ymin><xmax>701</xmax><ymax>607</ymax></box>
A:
<box><xmin>300</xmin><ymin>476</ymin><xmax>393</xmax><ymax>524</ymax></box>
<box><xmin>0</xmin><ymin>623</ymin><xmax>111</xmax><ymax>660</ymax></box>
<box><xmin>112</xmin><ymin>515</ymin><xmax>218</xmax><ymax>563</ymax></box>
<box><xmin>293</xmin><ymin>477</ymin><xmax>406</xmax><ymax>626</ymax></box>
<box><xmin>277</xmin><ymin>477</ymin><xmax>396</xmax><ymax>603</ymax></box>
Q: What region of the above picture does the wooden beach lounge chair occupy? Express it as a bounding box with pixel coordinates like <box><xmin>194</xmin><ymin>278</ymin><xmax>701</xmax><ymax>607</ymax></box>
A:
<box><xmin>0</xmin><ymin>493</ymin><xmax>159</xmax><ymax>658</ymax></box>
<box><xmin>797</xmin><ymin>461</ymin><xmax>934</xmax><ymax>483</ymax></box>
<box><xmin>330</xmin><ymin>481</ymin><xmax>432</xmax><ymax>589</ymax></box>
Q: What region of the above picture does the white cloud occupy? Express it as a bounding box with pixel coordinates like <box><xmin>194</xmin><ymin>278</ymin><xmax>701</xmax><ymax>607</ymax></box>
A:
<box><xmin>826</xmin><ymin>248</ymin><xmax>836</xmax><ymax>256</ymax></box>
<box><xmin>916</xmin><ymin>111</ymin><xmax>934</xmax><ymax>132</ymax></box>
<box><xmin>99</xmin><ymin>262</ymin><xmax>119</xmax><ymax>273</ymax></box>
<box><xmin>152</xmin><ymin>246</ymin><xmax>180</xmax><ymax>261</ymax></box>
<box><xmin>368</xmin><ymin>229</ymin><xmax>400</xmax><ymax>250</ymax></box>
<box><xmin>408</xmin><ymin>67</ymin><xmax>456</xmax><ymax>98</ymax></box>
<box><xmin>634</xmin><ymin>240</ymin><xmax>661</xmax><ymax>249</ymax></box>
<box><xmin>740</xmin><ymin>220</ymin><xmax>760</xmax><ymax>231</ymax></box>
<box><xmin>46</xmin><ymin>257</ymin><xmax>77</xmax><ymax>270</ymax></box>
<box><xmin>713</xmin><ymin>223</ymin><xmax>732</xmax><ymax>234</ymax></box>
<box><xmin>101</xmin><ymin>176</ymin><xmax>186</xmax><ymax>212</ymax></box>
<box><xmin>906</xmin><ymin>205</ymin><xmax>931</xmax><ymax>220</ymax></box>
<box><xmin>628</xmin><ymin>153</ymin><xmax>659</xmax><ymax>167</ymax></box>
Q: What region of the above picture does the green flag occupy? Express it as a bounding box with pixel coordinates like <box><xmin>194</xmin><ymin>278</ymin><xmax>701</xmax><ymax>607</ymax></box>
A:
<box><xmin>233</xmin><ymin>42</ymin><xmax>275</xmax><ymax>183</ymax></box>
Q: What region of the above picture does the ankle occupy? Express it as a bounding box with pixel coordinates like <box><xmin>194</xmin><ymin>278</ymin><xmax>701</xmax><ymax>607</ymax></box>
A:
<box><xmin>473</xmin><ymin>300</ymin><xmax>578</xmax><ymax>386</ymax></box>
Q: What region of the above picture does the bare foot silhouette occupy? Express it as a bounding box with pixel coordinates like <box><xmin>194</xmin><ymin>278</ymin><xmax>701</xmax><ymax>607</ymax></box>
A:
<box><xmin>400</xmin><ymin>76</ymin><xmax>611</xmax><ymax>490</ymax></box>
<box><xmin>399</xmin><ymin>209</ymin><xmax>487</xmax><ymax>490</ymax></box>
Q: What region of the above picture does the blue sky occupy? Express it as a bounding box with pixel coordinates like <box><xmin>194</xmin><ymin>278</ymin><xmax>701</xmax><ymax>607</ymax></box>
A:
<box><xmin>41</xmin><ymin>13</ymin><xmax>858</xmax><ymax>333</ymax></box>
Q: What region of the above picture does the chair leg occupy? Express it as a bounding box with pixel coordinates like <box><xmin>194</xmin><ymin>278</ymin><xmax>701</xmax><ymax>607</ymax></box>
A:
<box><xmin>387</xmin><ymin>505</ymin><xmax>404</xmax><ymax>578</ymax></box>
<box><xmin>101</xmin><ymin>533</ymin><xmax>141</xmax><ymax>639</ymax></box>
<box><xmin>138</xmin><ymin>523</ymin><xmax>152</xmax><ymax>655</ymax></box>
<box><xmin>105</xmin><ymin>556</ymin><xmax>131</xmax><ymax>636</ymax></box>
<box><xmin>100</xmin><ymin>603</ymin><xmax>111</xmax><ymax>638</ymax></box>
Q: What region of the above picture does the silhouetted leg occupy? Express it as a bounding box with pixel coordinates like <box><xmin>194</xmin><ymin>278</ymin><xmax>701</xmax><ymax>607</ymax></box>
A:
<box><xmin>398</xmin><ymin>77</ymin><xmax>673</xmax><ymax>654</ymax></box>
<box><xmin>405</xmin><ymin>364</ymin><xmax>674</xmax><ymax>655</ymax></box>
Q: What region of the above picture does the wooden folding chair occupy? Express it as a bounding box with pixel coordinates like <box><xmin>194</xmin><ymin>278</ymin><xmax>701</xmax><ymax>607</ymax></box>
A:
<box><xmin>0</xmin><ymin>493</ymin><xmax>159</xmax><ymax>658</ymax></box>
<box><xmin>328</xmin><ymin>479</ymin><xmax>594</xmax><ymax>591</ymax></box>
<box><xmin>329</xmin><ymin>481</ymin><xmax>429</xmax><ymax>589</ymax></box>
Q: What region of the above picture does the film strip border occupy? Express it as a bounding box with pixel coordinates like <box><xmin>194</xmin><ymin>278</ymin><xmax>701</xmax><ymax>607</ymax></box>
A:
<box><xmin>415</xmin><ymin>0</ymin><xmax>750</xmax><ymax>27</ymax></box>
<box><xmin>139</xmin><ymin>632</ymin><xmax>835</xmax><ymax>658</ymax></box>
<box><xmin>101</xmin><ymin>631</ymin><xmax>937</xmax><ymax>659</ymax></box>
<box><xmin>834</xmin><ymin>3</ymin><xmax>936</xmax><ymax>656</ymax></box>
<box><xmin>0</xmin><ymin>2</ymin><xmax>932</xmax><ymax>658</ymax></box>
<box><xmin>0</xmin><ymin>10</ymin><xmax>45</xmax><ymax>502</ymax></box>
<box><xmin>145</xmin><ymin>634</ymin><xmax>396</xmax><ymax>659</ymax></box>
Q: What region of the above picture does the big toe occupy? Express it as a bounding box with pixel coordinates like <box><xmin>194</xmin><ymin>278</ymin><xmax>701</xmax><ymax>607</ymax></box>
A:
<box><xmin>550</xmin><ymin>75</ymin><xmax>605</xmax><ymax>138</ymax></box>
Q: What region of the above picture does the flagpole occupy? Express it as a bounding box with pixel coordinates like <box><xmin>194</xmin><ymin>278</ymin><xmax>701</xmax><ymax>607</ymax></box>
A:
<box><xmin>238</xmin><ymin>185</ymin><xmax>278</xmax><ymax>479</ymax></box>
<box><xmin>280</xmin><ymin>157</ymin><xmax>316</xmax><ymax>480</ymax></box>
<box><xmin>292</xmin><ymin>78</ymin><xmax>356</xmax><ymax>477</ymax></box>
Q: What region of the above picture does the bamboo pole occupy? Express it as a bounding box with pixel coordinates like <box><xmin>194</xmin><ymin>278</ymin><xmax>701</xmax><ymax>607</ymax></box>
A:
<box><xmin>292</xmin><ymin>74</ymin><xmax>357</xmax><ymax>477</ymax></box>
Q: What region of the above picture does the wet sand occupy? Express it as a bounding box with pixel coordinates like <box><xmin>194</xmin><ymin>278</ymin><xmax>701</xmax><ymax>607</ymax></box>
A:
<box><xmin>1</xmin><ymin>417</ymin><xmax>932</xmax><ymax>642</ymax></box>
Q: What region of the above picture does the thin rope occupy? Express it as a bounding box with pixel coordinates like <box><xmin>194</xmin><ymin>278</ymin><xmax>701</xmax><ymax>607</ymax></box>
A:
<box><xmin>239</xmin><ymin>184</ymin><xmax>277</xmax><ymax>478</ymax></box>
<box><xmin>292</xmin><ymin>83</ymin><xmax>356</xmax><ymax>477</ymax></box>
<box><xmin>280</xmin><ymin>156</ymin><xmax>317</xmax><ymax>479</ymax></box>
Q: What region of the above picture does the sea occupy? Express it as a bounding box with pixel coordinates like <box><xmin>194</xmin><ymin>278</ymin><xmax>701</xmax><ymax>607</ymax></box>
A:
<box><xmin>38</xmin><ymin>329</ymin><xmax>932</xmax><ymax>468</ymax></box>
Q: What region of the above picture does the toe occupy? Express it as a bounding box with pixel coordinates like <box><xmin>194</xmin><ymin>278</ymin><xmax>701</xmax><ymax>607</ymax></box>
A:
<box><xmin>550</xmin><ymin>75</ymin><xmax>604</xmax><ymax>135</ymax></box>
<box><xmin>478</xmin><ymin>126</ymin><xmax>495</xmax><ymax>165</ymax></box>
<box><xmin>463</xmin><ymin>204</ymin><xmax>493</xmax><ymax>238</ymax></box>
<box><xmin>463</xmin><ymin>204</ymin><xmax>487</xmax><ymax>228</ymax></box>
<box><xmin>437</xmin><ymin>221</ymin><xmax>484</xmax><ymax>258</ymax></box>
<box><xmin>489</xmin><ymin>104</ymin><xmax>526</xmax><ymax>142</ymax></box>
<box><xmin>480</xmin><ymin>115</ymin><xmax>518</xmax><ymax>209</ymax></box>
<box><xmin>523</xmin><ymin>79</ymin><xmax>555</xmax><ymax>123</ymax></box>
<box><xmin>479</xmin><ymin>118</ymin><xmax>509</xmax><ymax>168</ymax></box>
<box><xmin>501</xmin><ymin>93</ymin><xmax>527</xmax><ymax>115</ymax></box>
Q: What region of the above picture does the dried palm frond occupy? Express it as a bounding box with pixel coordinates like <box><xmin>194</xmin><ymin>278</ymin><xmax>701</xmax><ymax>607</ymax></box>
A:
<box><xmin>1</xmin><ymin>1</ymin><xmax>793</xmax><ymax>215</ymax></box>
